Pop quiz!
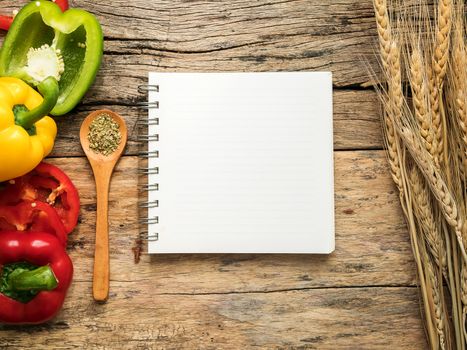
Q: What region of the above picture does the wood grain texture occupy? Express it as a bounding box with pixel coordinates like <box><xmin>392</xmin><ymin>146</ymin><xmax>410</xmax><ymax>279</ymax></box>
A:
<box><xmin>47</xmin><ymin>89</ymin><xmax>382</xmax><ymax>159</ymax></box>
<box><xmin>0</xmin><ymin>0</ymin><xmax>425</xmax><ymax>348</ymax></box>
<box><xmin>19</xmin><ymin>152</ymin><xmax>416</xmax><ymax>292</ymax></box>
<box><xmin>0</xmin><ymin>153</ymin><xmax>428</xmax><ymax>348</ymax></box>
<box><xmin>0</xmin><ymin>0</ymin><xmax>381</xmax><ymax>86</ymax></box>
<box><xmin>53</xmin><ymin>0</ymin><xmax>377</xmax><ymax>87</ymax></box>
<box><xmin>0</xmin><ymin>0</ymin><xmax>384</xmax><ymax>155</ymax></box>
<box><xmin>49</xmin><ymin>89</ymin><xmax>382</xmax><ymax>158</ymax></box>
<box><xmin>0</xmin><ymin>284</ymin><xmax>426</xmax><ymax>350</ymax></box>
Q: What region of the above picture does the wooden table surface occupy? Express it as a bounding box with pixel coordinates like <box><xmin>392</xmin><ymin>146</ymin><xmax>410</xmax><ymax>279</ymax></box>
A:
<box><xmin>0</xmin><ymin>1</ymin><xmax>427</xmax><ymax>349</ymax></box>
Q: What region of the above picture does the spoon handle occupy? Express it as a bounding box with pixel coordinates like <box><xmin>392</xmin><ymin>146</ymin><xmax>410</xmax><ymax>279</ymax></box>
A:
<box><xmin>92</xmin><ymin>166</ymin><xmax>112</xmax><ymax>302</ymax></box>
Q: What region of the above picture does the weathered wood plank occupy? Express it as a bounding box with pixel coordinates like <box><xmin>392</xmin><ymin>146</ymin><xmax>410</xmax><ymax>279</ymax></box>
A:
<box><xmin>0</xmin><ymin>2</ymin><xmax>423</xmax><ymax>347</ymax></box>
<box><xmin>0</xmin><ymin>0</ymin><xmax>379</xmax><ymax>89</ymax></box>
<box><xmin>91</xmin><ymin>0</ymin><xmax>378</xmax><ymax>87</ymax></box>
<box><xmin>49</xmin><ymin>89</ymin><xmax>381</xmax><ymax>158</ymax></box>
<box><xmin>0</xmin><ymin>0</ymin><xmax>384</xmax><ymax>155</ymax></box>
<box><xmin>0</xmin><ymin>284</ymin><xmax>426</xmax><ymax>349</ymax></box>
<box><xmin>39</xmin><ymin>150</ymin><xmax>416</xmax><ymax>293</ymax></box>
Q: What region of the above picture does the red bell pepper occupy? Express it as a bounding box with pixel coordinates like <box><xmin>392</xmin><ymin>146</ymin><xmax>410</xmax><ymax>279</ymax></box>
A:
<box><xmin>52</xmin><ymin>0</ymin><xmax>69</xmax><ymax>12</ymax></box>
<box><xmin>0</xmin><ymin>0</ymin><xmax>69</xmax><ymax>31</ymax></box>
<box><xmin>0</xmin><ymin>162</ymin><xmax>80</xmax><ymax>234</ymax></box>
<box><xmin>0</xmin><ymin>231</ymin><xmax>73</xmax><ymax>324</ymax></box>
<box><xmin>0</xmin><ymin>15</ymin><xmax>13</xmax><ymax>31</ymax></box>
<box><xmin>0</xmin><ymin>201</ymin><xmax>68</xmax><ymax>247</ymax></box>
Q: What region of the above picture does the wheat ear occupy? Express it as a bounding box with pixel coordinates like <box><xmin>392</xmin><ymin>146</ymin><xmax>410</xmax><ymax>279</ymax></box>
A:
<box><xmin>373</xmin><ymin>0</ymin><xmax>392</xmax><ymax>73</ymax></box>
<box><xmin>409</xmin><ymin>48</ymin><xmax>438</xmax><ymax>162</ymax></box>
<box><xmin>373</xmin><ymin>0</ymin><xmax>404</xmax><ymax>195</ymax></box>
<box><xmin>409</xmin><ymin>166</ymin><xmax>446</xmax><ymax>270</ymax></box>
<box><xmin>386</xmin><ymin>37</ymin><xmax>442</xmax><ymax>347</ymax></box>
<box><xmin>388</xmin><ymin>42</ymin><xmax>403</xmax><ymax>119</ymax></box>
<box><xmin>382</xmin><ymin>41</ymin><xmax>404</xmax><ymax>194</ymax></box>
<box><xmin>383</xmin><ymin>116</ymin><xmax>404</xmax><ymax>195</ymax></box>
<box><xmin>438</xmin><ymin>0</ymin><xmax>453</xmax><ymax>171</ymax></box>
<box><xmin>428</xmin><ymin>64</ymin><xmax>443</xmax><ymax>167</ymax></box>
<box><xmin>457</xmin><ymin>64</ymin><xmax>467</xmax><ymax>159</ymax></box>
<box><xmin>396</xmin><ymin>125</ymin><xmax>467</xmax><ymax>262</ymax></box>
<box><xmin>451</xmin><ymin>31</ymin><xmax>467</xmax><ymax>164</ymax></box>
<box><xmin>384</xmin><ymin>41</ymin><xmax>405</xmax><ymax>196</ymax></box>
<box><xmin>433</xmin><ymin>0</ymin><xmax>453</xmax><ymax>83</ymax></box>
<box><xmin>426</xmin><ymin>256</ymin><xmax>447</xmax><ymax>350</ymax></box>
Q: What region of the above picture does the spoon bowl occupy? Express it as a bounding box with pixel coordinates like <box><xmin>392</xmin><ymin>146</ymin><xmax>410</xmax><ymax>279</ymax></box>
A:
<box><xmin>80</xmin><ymin>109</ymin><xmax>127</xmax><ymax>302</ymax></box>
<box><xmin>80</xmin><ymin>110</ymin><xmax>127</xmax><ymax>163</ymax></box>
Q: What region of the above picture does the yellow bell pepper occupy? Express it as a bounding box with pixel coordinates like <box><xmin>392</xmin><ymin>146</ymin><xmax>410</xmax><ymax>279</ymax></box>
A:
<box><xmin>0</xmin><ymin>76</ymin><xmax>59</xmax><ymax>182</ymax></box>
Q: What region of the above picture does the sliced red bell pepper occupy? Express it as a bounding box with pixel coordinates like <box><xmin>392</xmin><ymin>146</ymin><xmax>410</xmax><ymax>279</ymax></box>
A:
<box><xmin>0</xmin><ymin>162</ymin><xmax>80</xmax><ymax>234</ymax></box>
<box><xmin>0</xmin><ymin>201</ymin><xmax>67</xmax><ymax>247</ymax></box>
<box><xmin>0</xmin><ymin>231</ymin><xmax>73</xmax><ymax>324</ymax></box>
<box><xmin>0</xmin><ymin>0</ymin><xmax>69</xmax><ymax>31</ymax></box>
<box><xmin>0</xmin><ymin>15</ymin><xmax>13</xmax><ymax>31</ymax></box>
<box><xmin>53</xmin><ymin>0</ymin><xmax>69</xmax><ymax>12</ymax></box>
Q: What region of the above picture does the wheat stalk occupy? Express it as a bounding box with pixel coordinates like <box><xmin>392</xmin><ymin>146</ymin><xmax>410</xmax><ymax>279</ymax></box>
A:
<box><xmin>400</xmin><ymin>120</ymin><xmax>465</xmax><ymax>348</ymax></box>
<box><xmin>462</xmin><ymin>262</ymin><xmax>467</xmax><ymax>339</ymax></box>
<box><xmin>385</xmin><ymin>34</ymin><xmax>442</xmax><ymax>347</ymax></box>
<box><xmin>372</xmin><ymin>0</ymin><xmax>467</xmax><ymax>347</ymax></box>
<box><xmin>446</xmin><ymin>0</ymin><xmax>467</xmax><ymax>252</ymax></box>
<box><xmin>396</xmin><ymin>124</ymin><xmax>467</xmax><ymax>262</ymax></box>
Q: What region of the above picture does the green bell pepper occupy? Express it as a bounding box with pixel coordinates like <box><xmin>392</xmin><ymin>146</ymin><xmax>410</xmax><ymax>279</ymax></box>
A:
<box><xmin>0</xmin><ymin>0</ymin><xmax>103</xmax><ymax>116</ymax></box>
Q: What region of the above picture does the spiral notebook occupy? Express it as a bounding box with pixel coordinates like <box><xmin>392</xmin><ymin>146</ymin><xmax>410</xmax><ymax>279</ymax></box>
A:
<box><xmin>142</xmin><ymin>72</ymin><xmax>334</xmax><ymax>254</ymax></box>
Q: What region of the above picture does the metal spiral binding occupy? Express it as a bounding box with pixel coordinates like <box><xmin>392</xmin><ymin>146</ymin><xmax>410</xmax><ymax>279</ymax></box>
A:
<box><xmin>138</xmin><ymin>231</ymin><xmax>159</xmax><ymax>242</ymax></box>
<box><xmin>139</xmin><ymin>151</ymin><xmax>159</xmax><ymax>158</ymax></box>
<box><xmin>136</xmin><ymin>118</ymin><xmax>159</xmax><ymax>127</ymax></box>
<box><xmin>139</xmin><ymin>200</ymin><xmax>159</xmax><ymax>209</ymax></box>
<box><xmin>136</xmin><ymin>101</ymin><xmax>159</xmax><ymax>110</ymax></box>
<box><xmin>138</xmin><ymin>85</ymin><xmax>159</xmax><ymax>93</ymax></box>
<box><xmin>137</xmin><ymin>84</ymin><xmax>160</xmax><ymax>244</ymax></box>
<box><xmin>140</xmin><ymin>216</ymin><xmax>159</xmax><ymax>225</ymax></box>
<box><xmin>139</xmin><ymin>167</ymin><xmax>159</xmax><ymax>175</ymax></box>
<box><xmin>142</xmin><ymin>183</ymin><xmax>159</xmax><ymax>191</ymax></box>
<box><xmin>137</xmin><ymin>134</ymin><xmax>159</xmax><ymax>142</ymax></box>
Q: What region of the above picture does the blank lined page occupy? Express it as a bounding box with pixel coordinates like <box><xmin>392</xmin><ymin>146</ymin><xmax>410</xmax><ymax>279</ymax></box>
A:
<box><xmin>147</xmin><ymin>72</ymin><xmax>334</xmax><ymax>254</ymax></box>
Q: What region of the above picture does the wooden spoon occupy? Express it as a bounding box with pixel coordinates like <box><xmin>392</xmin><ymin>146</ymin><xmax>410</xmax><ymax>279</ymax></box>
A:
<box><xmin>80</xmin><ymin>109</ymin><xmax>127</xmax><ymax>302</ymax></box>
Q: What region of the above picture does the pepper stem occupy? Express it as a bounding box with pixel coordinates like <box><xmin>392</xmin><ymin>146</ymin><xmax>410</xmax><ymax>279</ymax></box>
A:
<box><xmin>15</xmin><ymin>76</ymin><xmax>59</xmax><ymax>130</ymax></box>
<box><xmin>8</xmin><ymin>265</ymin><xmax>58</xmax><ymax>292</ymax></box>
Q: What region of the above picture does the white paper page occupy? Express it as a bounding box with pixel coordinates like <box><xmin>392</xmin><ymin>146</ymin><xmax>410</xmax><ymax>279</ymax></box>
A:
<box><xmin>147</xmin><ymin>72</ymin><xmax>334</xmax><ymax>254</ymax></box>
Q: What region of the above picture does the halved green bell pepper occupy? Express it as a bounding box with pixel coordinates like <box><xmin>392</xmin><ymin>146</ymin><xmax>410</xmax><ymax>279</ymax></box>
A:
<box><xmin>0</xmin><ymin>0</ymin><xmax>103</xmax><ymax>116</ymax></box>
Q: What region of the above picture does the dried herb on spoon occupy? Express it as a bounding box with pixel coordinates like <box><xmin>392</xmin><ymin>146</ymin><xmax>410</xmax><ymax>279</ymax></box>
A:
<box><xmin>87</xmin><ymin>113</ymin><xmax>122</xmax><ymax>156</ymax></box>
